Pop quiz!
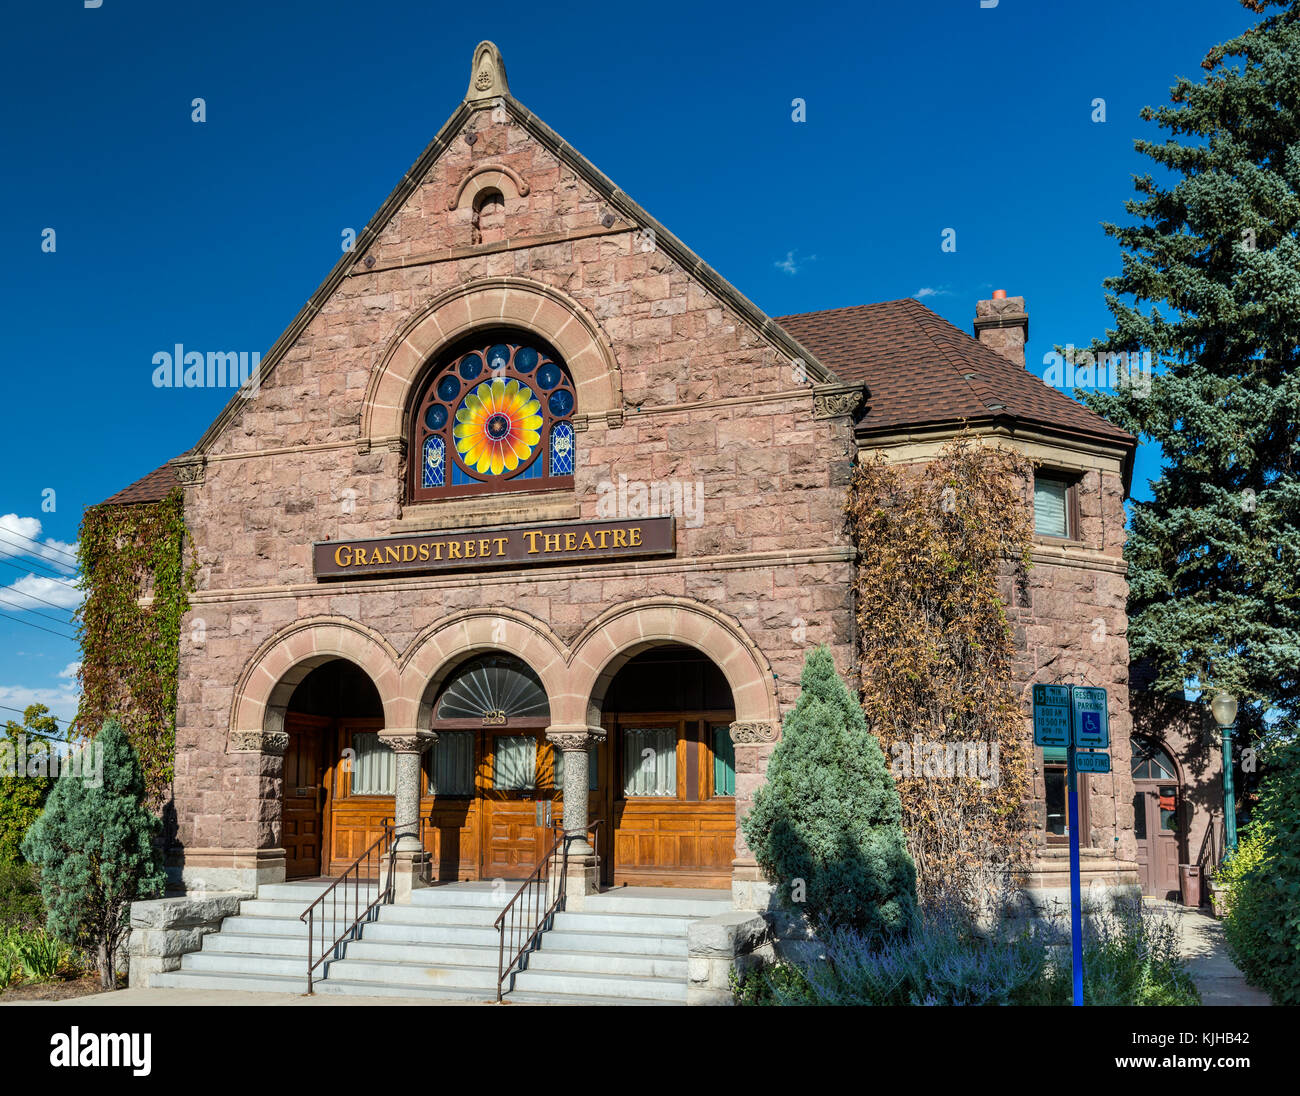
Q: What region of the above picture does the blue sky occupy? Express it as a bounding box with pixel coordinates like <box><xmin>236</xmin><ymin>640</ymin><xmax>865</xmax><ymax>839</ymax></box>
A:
<box><xmin>0</xmin><ymin>0</ymin><xmax>1260</xmax><ymax>727</ymax></box>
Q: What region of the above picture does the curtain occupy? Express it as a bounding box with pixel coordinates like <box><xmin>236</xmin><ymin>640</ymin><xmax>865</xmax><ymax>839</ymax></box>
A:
<box><xmin>427</xmin><ymin>731</ymin><xmax>474</xmax><ymax>796</ymax></box>
<box><xmin>1033</xmin><ymin>478</ymin><xmax>1069</xmax><ymax>537</ymax></box>
<box><xmin>493</xmin><ymin>735</ymin><xmax>536</xmax><ymax>791</ymax></box>
<box><xmin>712</xmin><ymin>724</ymin><xmax>735</xmax><ymax>796</ymax></box>
<box><xmin>350</xmin><ymin>731</ymin><xmax>395</xmax><ymax>796</ymax></box>
<box><xmin>623</xmin><ymin>727</ymin><xmax>676</xmax><ymax>797</ymax></box>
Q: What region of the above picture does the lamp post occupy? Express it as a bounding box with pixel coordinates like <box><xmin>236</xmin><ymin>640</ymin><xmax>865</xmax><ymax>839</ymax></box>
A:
<box><xmin>1210</xmin><ymin>692</ymin><xmax>1238</xmax><ymax>854</ymax></box>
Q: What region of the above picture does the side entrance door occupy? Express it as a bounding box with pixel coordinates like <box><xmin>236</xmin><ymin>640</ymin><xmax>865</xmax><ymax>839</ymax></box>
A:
<box><xmin>1133</xmin><ymin>781</ymin><xmax>1181</xmax><ymax>899</ymax></box>
<box><xmin>283</xmin><ymin>713</ymin><xmax>330</xmax><ymax>879</ymax></box>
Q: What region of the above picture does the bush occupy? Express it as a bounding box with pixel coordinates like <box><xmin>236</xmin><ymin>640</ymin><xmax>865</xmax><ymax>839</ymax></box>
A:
<box><xmin>21</xmin><ymin>719</ymin><xmax>166</xmax><ymax>989</ymax></box>
<box><xmin>0</xmin><ymin>861</ymin><xmax>45</xmax><ymax>933</ymax></box>
<box><xmin>735</xmin><ymin>898</ymin><xmax>1199</xmax><ymax>1006</ymax></box>
<box><xmin>1218</xmin><ymin>739</ymin><xmax>1300</xmax><ymax>1005</ymax></box>
<box><xmin>741</xmin><ymin>646</ymin><xmax>918</xmax><ymax>940</ymax></box>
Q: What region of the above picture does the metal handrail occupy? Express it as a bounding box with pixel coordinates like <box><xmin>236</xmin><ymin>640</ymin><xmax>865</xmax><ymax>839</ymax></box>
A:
<box><xmin>493</xmin><ymin>819</ymin><xmax>604</xmax><ymax>1003</ymax></box>
<box><xmin>299</xmin><ymin>816</ymin><xmax>422</xmax><ymax>994</ymax></box>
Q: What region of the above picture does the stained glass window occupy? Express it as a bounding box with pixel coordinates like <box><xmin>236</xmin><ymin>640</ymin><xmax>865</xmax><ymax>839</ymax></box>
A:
<box><xmin>410</xmin><ymin>337</ymin><xmax>577</xmax><ymax>501</ymax></box>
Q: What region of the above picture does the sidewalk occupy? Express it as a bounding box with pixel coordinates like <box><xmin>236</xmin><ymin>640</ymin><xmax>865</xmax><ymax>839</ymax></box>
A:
<box><xmin>7</xmin><ymin>987</ymin><xmax>490</xmax><ymax>1007</ymax></box>
<box><xmin>1167</xmin><ymin>905</ymin><xmax>1272</xmax><ymax>1006</ymax></box>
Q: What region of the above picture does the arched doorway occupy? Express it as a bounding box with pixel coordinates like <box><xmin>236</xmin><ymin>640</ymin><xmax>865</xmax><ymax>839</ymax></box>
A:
<box><xmin>422</xmin><ymin>653</ymin><xmax>556</xmax><ymax>881</ymax></box>
<box><xmin>1132</xmin><ymin>734</ymin><xmax>1182</xmax><ymax>899</ymax></box>
<box><xmin>595</xmin><ymin>645</ymin><xmax>737</xmax><ymax>889</ymax></box>
<box><xmin>283</xmin><ymin>659</ymin><xmax>384</xmax><ymax>879</ymax></box>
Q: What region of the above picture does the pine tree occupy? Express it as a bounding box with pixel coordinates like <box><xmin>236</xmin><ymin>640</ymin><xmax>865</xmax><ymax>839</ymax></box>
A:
<box><xmin>21</xmin><ymin>719</ymin><xmax>166</xmax><ymax>988</ymax></box>
<box><xmin>741</xmin><ymin>646</ymin><xmax>918</xmax><ymax>939</ymax></box>
<box><xmin>1080</xmin><ymin>0</ymin><xmax>1300</xmax><ymax>745</ymax></box>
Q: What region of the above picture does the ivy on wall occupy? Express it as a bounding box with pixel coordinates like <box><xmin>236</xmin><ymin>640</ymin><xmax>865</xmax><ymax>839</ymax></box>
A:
<box><xmin>75</xmin><ymin>487</ymin><xmax>197</xmax><ymax>807</ymax></box>
<box><xmin>846</xmin><ymin>437</ymin><xmax>1036</xmax><ymax>910</ymax></box>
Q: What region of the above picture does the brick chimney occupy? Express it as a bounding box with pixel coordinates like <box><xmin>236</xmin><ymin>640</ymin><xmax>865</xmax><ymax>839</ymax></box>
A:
<box><xmin>973</xmin><ymin>290</ymin><xmax>1029</xmax><ymax>368</ymax></box>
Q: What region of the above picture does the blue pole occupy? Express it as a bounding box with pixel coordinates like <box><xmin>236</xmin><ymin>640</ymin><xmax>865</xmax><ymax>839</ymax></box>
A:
<box><xmin>1067</xmin><ymin>688</ymin><xmax>1084</xmax><ymax>1006</ymax></box>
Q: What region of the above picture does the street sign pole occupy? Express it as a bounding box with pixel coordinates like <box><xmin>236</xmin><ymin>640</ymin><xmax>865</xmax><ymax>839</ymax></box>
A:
<box><xmin>1066</xmin><ymin>686</ymin><xmax>1084</xmax><ymax>1007</ymax></box>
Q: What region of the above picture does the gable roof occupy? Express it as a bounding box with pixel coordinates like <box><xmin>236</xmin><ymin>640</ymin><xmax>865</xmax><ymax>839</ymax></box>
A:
<box><xmin>774</xmin><ymin>298</ymin><xmax>1136</xmax><ymax>454</ymax></box>
<box><xmin>99</xmin><ymin>459</ymin><xmax>183</xmax><ymax>505</ymax></box>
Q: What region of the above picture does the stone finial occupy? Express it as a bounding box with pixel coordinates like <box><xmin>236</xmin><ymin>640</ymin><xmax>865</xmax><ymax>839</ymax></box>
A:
<box><xmin>466</xmin><ymin>41</ymin><xmax>509</xmax><ymax>102</ymax></box>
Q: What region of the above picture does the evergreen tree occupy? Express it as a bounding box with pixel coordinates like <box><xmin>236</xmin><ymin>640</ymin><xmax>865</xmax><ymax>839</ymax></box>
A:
<box><xmin>741</xmin><ymin>646</ymin><xmax>917</xmax><ymax>939</ymax></box>
<box><xmin>21</xmin><ymin>719</ymin><xmax>166</xmax><ymax>988</ymax></box>
<box><xmin>1080</xmin><ymin>0</ymin><xmax>1300</xmax><ymax>745</ymax></box>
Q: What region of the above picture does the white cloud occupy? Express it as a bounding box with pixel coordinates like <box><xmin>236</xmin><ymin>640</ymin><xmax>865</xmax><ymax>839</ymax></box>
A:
<box><xmin>913</xmin><ymin>287</ymin><xmax>953</xmax><ymax>300</ymax></box>
<box><xmin>0</xmin><ymin>514</ymin><xmax>79</xmax><ymax>574</ymax></box>
<box><xmin>0</xmin><ymin>573</ymin><xmax>84</xmax><ymax>612</ymax></box>
<box><xmin>775</xmin><ymin>250</ymin><xmax>817</xmax><ymax>276</ymax></box>
<box><xmin>0</xmin><ymin>683</ymin><xmax>80</xmax><ymax>730</ymax></box>
<box><xmin>58</xmin><ymin>661</ymin><xmax>81</xmax><ymax>680</ymax></box>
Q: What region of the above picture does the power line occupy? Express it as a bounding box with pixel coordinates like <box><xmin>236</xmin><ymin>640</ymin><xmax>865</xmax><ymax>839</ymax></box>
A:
<box><xmin>0</xmin><ymin>592</ymin><xmax>77</xmax><ymax>628</ymax></box>
<box><xmin>0</xmin><ymin>557</ymin><xmax>82</xmax><ymax>597</ymax></box>
<box><xmin>0</xmin><ymin>533</ymin><xmax>79</xmax><ymax>580</ymax></box>
<box><xmin>0</xmin><ymin>525</ymin><xmax>79</xmax><ymax>565</ymax></box>
<box><xmin>0</xmin><ymin>565</ymin><xmax>83</xmax><ymax>613</ymax></box>
<box><xmin>0</xmin><ymin>613</ymin><xmax>76</xmax><ymax>641</ymax></box>
<box><xmin>0</xmin><ymin>704</ymin><xmax>71</xmax><ymax>741</ymax></box>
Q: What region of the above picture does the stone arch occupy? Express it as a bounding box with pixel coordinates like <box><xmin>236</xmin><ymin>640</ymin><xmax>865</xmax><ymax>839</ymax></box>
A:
<box><xmin>227</xmin><ymin>616</ymin><xmax>403</xmax><ymax>751</ymax></box>
<box><xmin>447</xmin><ymin>163</ymin><xmax>530</xmax><ymax>211</ymax></box>
<box><xmin>361</xmin><ymin>277</ymin><xmax>623</xmax><ymax>448</ymax></box>
<box><xmin>399</xmin><ymin>607</ymin><xmax>572</xmax><ymax>731</ymax></box>
<box><xmin>569</xmin><ymin>596</ymin><xmax>779</xmax><ymax>728</ymax></box>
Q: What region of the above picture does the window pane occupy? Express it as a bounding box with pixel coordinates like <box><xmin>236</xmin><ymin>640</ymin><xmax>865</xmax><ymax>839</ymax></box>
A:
<box><xmin>350</xmin><ymin>731</ymin><xmax>395</xmax><ymax>796</ymax></box>
<box><xmin>1045</xmin><ymin>766</ymin><xmax>1067</xmax><ymax>837</ymax></box>
<box><xmin>493</xmin><ymin>735</ymin><xmax>536</xmax><ymax>791</ymax></box>
<box><xmin>426</xmin><ymin>731</ymin><xmax>474</xmax><ymax>796</ymax></box>
<box><xmin>623</xmin><ymin>727</ymin><xmax>677</xmax><ymax>797</ymax></box>
<box><xmin>1034</xmin><ymin>477</ymin><xmax>1069</xmax><ymax>537</ymax></box>
<box><xmin>712</xmin><ymin>724</ymin><xmax>735</xmax><ymax>797</ymax></box>
<box><xmin>1133</xmin><ymin>792</ymin><xmax>1147</xmax><ymax>839</ymax></box>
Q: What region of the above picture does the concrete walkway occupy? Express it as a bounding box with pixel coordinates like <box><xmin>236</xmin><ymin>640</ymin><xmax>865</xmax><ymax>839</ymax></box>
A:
<box><xmin>1166</xmin><ymin>904</ymin><xmax>1272</xmax><ymax>1006</ymax></box>
<box><xmin>9</xmin><ymin>987</ymin><xmax>497</xmax><ymax>1007</ymax></box>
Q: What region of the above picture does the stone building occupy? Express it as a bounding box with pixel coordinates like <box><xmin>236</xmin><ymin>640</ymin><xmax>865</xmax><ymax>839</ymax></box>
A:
<box><xmin>106</xmin><ymin>43</ymin><xmax>1147</xmax><ymax>994</ymax></box>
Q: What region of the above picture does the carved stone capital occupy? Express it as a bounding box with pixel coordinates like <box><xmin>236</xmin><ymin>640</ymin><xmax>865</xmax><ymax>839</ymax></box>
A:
<box><xmin>545</xmin><ymin>725</ymin><xmax>607</xmax><ymax>752</ymax></box>
<box><xmin>729</xmin><ymin>720</ymin><xmax>780</xmax><ymax>745</ymax></box>
<box><xmin>812</xmin><ymin>382</ymin><xmax>867</xmax><ymax>421</ymax></box>
<box><xmin>170</xmin><ymin>454</ymin><xmax>207</xmax><ymax>487</ymax></box>
<box><xmin>229</xmin><ymin>730</ymin><xmax>289</xmax><ymax>756</ymax></box>
<box><xmin>387</xmin><ymin>437</ymin><xmax>407</xmax><ymax>458</ymax></box>
<box><xmin>379</xmin><ymin>730</ymin><xmax>436</xmax><ymax>754</ymax></box>
<box><xmin>605</xmin><ymin>409</ymin><xmax>624</xmax><ymax>429</ymax></box>
<box><xmin>356</xmin><ymin>439</ymin><xmax>372</xmax><ymax>455</ymax></box>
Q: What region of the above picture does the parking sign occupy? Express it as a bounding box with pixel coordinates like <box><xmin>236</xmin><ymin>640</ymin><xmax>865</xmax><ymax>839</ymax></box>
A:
<box><xmin>1071</xmin><ymin>687</ymin><xmax>1109</xmax><ymax>748</ymax></box>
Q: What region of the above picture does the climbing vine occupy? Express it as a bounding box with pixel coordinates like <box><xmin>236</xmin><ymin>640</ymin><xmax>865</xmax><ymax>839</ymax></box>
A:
<box><xmin>75</xmin><ymin>487</ymin><xmax>197</xmax><ymax>806</ymax></box>
<box><xmin>846</xmin><ymin>437</ymin><xmax>1036</xmax><ymax>910</ymax></box>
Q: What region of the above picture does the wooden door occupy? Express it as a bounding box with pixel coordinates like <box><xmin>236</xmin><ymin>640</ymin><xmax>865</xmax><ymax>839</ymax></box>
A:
<box><xmin>283</xmin><ymin>713</ymin><xmax>329</xmax><ymax>879</ymax></box>
<box><xmin>1134</xmin><ymin>781</ymin><xmax>1180</xmax><ymax>899</ymax></box>
<box><xmin>480</xmin><ymin>729</ymin><xmax>551</xmax><ymax>879</ymax></box>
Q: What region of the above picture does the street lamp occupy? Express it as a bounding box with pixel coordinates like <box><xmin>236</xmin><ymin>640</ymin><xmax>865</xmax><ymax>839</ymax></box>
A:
<box><xmin>1210</xmin><ymin>692</ymin><xmax>1239</xmax><ymax>854</ymax></box>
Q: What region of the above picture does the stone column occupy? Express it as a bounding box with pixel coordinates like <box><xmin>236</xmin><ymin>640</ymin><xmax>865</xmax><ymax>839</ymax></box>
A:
<box><xmin>379</xmin><ymin>730</ymin><xmax>435</xmax><ymax>903</ymax></box>
<box><xmin>729</xmin><ymin>720</ymin><xmax>781</xmax><ymax>911</ymax></box>
<box><xmin>545</xmin><ymin>725</ymin><xmax>605</xmax><ymax>909</ymax></box>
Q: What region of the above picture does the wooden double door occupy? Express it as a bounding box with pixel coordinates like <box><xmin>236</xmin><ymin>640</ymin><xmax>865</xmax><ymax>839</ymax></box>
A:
<box><xmin>1133</xmin><ymin>780</ymin><xmax>1181</xmax><ymax>899</ymax></box>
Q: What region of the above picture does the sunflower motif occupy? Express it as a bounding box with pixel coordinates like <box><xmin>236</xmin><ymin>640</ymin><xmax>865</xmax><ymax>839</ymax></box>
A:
<box><xmin>453</xmin><ymin>378</ymin><xmax>542</xmax><ymax>476</ymax></box>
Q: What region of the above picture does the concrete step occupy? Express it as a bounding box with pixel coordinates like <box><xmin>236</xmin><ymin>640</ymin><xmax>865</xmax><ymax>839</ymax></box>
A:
<box><xmin>323</xmin><ymin>957</ymin><xmax>500</xmax><ymax>990</ymax></box>
<box><xmin>202</xmin><ymin>933</ymin><xmax>316</xmax><ymax>957</ymax></box>
<box><xmin>181</xmin><ymin>951</ymin><xmax>310</xmax><ymax>977</ymax></box>
<box><xmin>341</xmin><ymin>938</ymin><xmax>687</xmax><ymax>979</ymax></box>
<box><xmin>241</xmin><ymin>897</ymin><xmax>387</xmax><ymax>920</ymax></box>
<box><xmin>514</xmin><ymin>966</ymin><xmax>687</xmax><ymax>1002</ymax></box>
<box><xmin>581</xmin><ymin>893</ymin><xmax>732</xmax><ymax>918</ymax></box>
<box><xmin>547</xmin><ymin>910</ymin><xmax>697</xmax><ymax>936</ymax></box>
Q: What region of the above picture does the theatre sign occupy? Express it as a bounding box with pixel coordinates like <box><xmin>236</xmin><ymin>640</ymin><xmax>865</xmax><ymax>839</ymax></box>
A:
<box><xmin>313</xmin><ymin>516</ymin><xmax>675</xmax><ymax>580</ymax></box>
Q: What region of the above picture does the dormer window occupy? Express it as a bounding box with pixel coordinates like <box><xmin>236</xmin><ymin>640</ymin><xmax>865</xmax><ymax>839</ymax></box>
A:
<box><xmin>409</xmin><ymin>335</ymin><xmax>576</xmax><ymax>502</ymax></box>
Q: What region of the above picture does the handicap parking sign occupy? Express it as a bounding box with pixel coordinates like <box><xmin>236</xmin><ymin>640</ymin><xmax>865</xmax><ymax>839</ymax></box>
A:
<box><xmin>1071</xmin><ymin>687</ymin><xmax>1109</xmax><ymax>748</ymax></box>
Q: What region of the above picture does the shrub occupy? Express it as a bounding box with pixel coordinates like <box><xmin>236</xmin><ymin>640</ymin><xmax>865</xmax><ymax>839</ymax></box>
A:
<box><xmin>1218</xmin><ymin>739</ymin><xmax>1300</xmax><ymax>1004</ymax></box>
<box><xmin>0</xmin><ymin>861</ymin><xmax>45</xmax><ymax>933</ymax></box>
<box><xmin>741</xmin><ymin>646</ymin><xmax>918</xmax><ymax>940</ymax></box>
<box><xmin>21</xmin><ymin>719</ymin><xmax>166</xmax><ymax>989</ymax></box>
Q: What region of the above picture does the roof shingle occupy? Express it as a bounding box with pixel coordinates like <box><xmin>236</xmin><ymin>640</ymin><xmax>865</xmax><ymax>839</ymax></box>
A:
<box><xmin>774</xmin><ymin>298</ymin><xmax>1135</xmax><ymax>448</ymax></box>
<box><xmin>99</xmin><ymin>461</ymin><xmax>183</xmax><ymax>506</ymax></box>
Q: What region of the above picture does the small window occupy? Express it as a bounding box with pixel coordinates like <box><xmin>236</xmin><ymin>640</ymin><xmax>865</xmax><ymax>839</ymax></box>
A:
<box><xmin>349</xmin><ymin>731</ymin><xmax>395</xmax><ymax>796</ymax></box>
<box><xmin>622</xmin><ymin>726</ymin><xmax>677</xmax><ymax>797</ymax></box>
<box><xmin>1033</xmin><ymin>475</ymin><xmax>1072</xmax><ymax>538</ymax></box>
<box><xmin>425</xmin><ymin>730</ymin><xmax>474</xmax><ymax>796</ymax></box>
<box><xmin>1044</xmin><ymin>764</ymin><xmax>1067</xmax><ymax>842</ymax></box>
<box><xmin>492</xmin><ymin>735</ymin><xmax>537</xmax><ymax>791</ymax></box>
<box><xmin>712</xmin><ymin>724</ymin><xmax>735</xmax><ymax>797</ymax></box>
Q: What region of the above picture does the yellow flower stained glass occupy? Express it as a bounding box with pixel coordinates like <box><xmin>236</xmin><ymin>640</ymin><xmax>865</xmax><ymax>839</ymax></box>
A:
<box><xmin>452</xmin><ymin>378</ymin><xmax>543</xmax><ymax>476</ymax></box>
